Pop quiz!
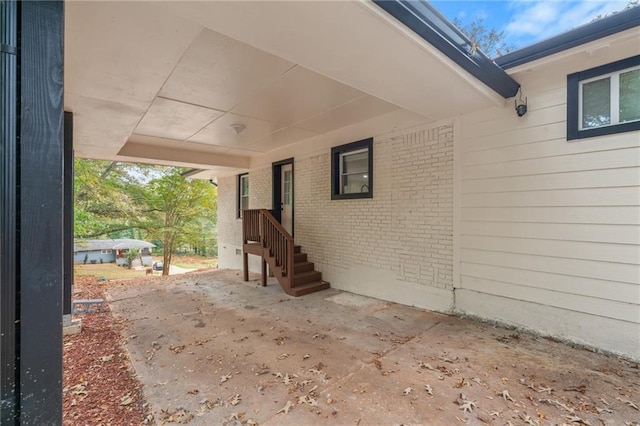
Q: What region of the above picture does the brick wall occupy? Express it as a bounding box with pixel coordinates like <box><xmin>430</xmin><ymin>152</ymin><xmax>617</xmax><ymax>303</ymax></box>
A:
<box><xmin>217</xmin><ymin>122</ymin><xmax>454</xmax><ymax>310</ymax></box>
<box><xmin>217</xmin><ymin>167</ymin><xmax>273</xmax><ymax>270</ymax></box>
<box><xmin>295</xmin><ymin>124</ymin><xmax>453</xmax><ymax>292</ymax></box>
<box><xmin>217</xmin><ymin>175</ymin><xmax>243</xmax><ymax>269</ymax></box>
<box><xmin>249</xmin><ymin>166</ymin><xmax>272</xmax><ymax>209</ymax></box>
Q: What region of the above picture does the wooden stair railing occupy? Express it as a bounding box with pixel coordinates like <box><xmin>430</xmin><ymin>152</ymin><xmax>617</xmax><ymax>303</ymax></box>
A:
<box><xmin>242</xmin><ymin>209</ymin><xmax>329</xmax><ymax>297</ymax></box>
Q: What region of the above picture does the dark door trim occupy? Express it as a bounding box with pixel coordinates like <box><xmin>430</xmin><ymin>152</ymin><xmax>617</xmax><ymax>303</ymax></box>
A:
<box><xmin>272</xmin><ymin>158</ymin><xmax>294</xmax><ymax>236</ymax></box>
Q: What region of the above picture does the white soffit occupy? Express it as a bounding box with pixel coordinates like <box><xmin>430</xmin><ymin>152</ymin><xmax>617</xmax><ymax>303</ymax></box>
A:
<box><xmin>159</xmin><ymin>1</ymin><xmax>503</xmax><ymax>119</ymax></box>
<box><xmin>159</xmin><ymin>28</ymin><xmax>295</xmax><ymax>112</ymax></box>
<box><xmin>134</xmin><ymin>97</ymin><xmax>224</xmax><ymax>141</ymax></box>
<box><xmin>188</xmin><ymin>113</ymin><xmax>285</xmax><ymax>148</ymax></box>
<box><xmin>66</xmin><ymin>0</ymin><xmax>496</xmax><ymax>170</ymax></box>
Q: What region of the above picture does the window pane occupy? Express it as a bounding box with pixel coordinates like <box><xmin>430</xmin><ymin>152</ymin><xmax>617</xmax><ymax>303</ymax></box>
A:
<box><xmin>342</xmin><ymin>151</ymin><xmax>368</xmax><ymax>173</ymax></box>
<box><xmin>620</xmin><ymin>69</ymin><xmax>640</xmax><ymax>123</ymax></box>
<box><xmin>241</xmin><ymin>176</ymin><xmax>249</xmax><ymax>196</ymax></box>
<box><xmin>240</xmin><ymin>196</ymin><xmax>249</xmax><ymax>210</ymax></box>
<box><xmin>342</xmin><ymin>174</ymin><xmax>369</xmax><ymax>194</ymax></box>
<box><xmin>582</xmin><ymin>77</ymin><xmax>611</xmax><ymax>128</ymax></box>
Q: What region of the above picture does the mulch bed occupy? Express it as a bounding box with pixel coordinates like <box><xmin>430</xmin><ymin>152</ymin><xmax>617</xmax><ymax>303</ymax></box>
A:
<box><xmin>63</xmin><ymin>276</ymin><xmax>151</xmax><ymax>425</ymax></box>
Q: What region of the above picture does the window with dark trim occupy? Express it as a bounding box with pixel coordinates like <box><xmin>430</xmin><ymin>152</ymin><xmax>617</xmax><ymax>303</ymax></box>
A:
<box><xmin>331</xmin><ymin>138</ymin><xmax>373</xmax><ymax>200</ymax></box>
<box><xmin>567</xmin><ymin>55</ymin><xmax>640</xmax><ymax>140</ymax></box>
<box><xmin>237</xmin><ymin>173</ymin><xmax>249</xmax><ymax>218</ymax></box>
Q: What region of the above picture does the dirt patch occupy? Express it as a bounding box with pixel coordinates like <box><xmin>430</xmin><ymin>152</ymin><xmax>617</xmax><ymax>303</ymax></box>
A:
<box><xmin>63</xmin><ymin>276</ymin><xmax>151</xmax><ymax>425</ymax></box>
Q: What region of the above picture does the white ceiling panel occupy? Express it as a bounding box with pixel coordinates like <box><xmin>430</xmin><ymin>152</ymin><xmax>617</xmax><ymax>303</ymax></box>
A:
<box><xmin>128</xmin><ymin>134</ymin><xmax>233</xmax><ymax>155</ymax></box>
<box><xmin>242</xmin><ymin>127</ymin><xmax>320</xmax><ymax>153</ymax></box>
<box><xmin>294</xmin><ymin>95</ymin><xmax>399</xmax><ymax>133</ymax></box>
<box><xmin>188</xmin><ymin>113</ymin><xmax>284</xmax><ymax>148</ymax></box>
<box><xmin>65</xmin><ymin>1</ymin><xmax>201</xmax><ymax>108</ymax></box>
<box><xmin>66</xmin><ymin>94</ymin><xmax>146</xmax><ymax>154</ymax></box>
<box><xmin>135</xmin><ymin>97</ymin><xmax>224</xmax><ymax>141</ymax></box>
<box><xmin>231</xmin><ymin>66</ymin><xmax>365</xmax><ymax>126</ymax></box>
<box><xmin>159</xmin><ymin>28</ymin><xmax>294</xmax><ymax>112</ymax></box>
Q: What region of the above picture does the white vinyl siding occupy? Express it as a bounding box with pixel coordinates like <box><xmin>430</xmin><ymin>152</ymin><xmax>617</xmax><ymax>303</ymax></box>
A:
<box><xmin>459</xmin><ymin>81</ymin><xmax>640</xmax><ymax>356</ymax></box>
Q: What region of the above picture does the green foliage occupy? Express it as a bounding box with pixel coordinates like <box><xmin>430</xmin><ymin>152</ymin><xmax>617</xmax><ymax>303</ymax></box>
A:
<box><xmin>125</xmin><ymin>248</ymin><xmax>139</xmax><ymax>269</ymax></box>
<box><xmin>453</xmin><ymin>17</ymin><xmax>514</xmax><ymax>58</ymax></box>
<box><xmin>141</xmin><ymin>169</ymin><xmax>217</xmax><ymax>275</ymax></box>
<box><xmin>74</xmin><ymin>159</ymin><xmax>218</xmax><ymax>274</ymax></box>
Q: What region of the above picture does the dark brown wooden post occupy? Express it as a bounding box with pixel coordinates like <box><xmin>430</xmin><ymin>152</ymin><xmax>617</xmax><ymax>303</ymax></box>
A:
<box><xmin>243</xmin><ymin>252</ymin><xmax>249</xmax><ymax>281</ymax></box>
<box><xmin>261</xmin><ymin>259</ymin><xmax>267</xmax><ymax>286</ymax></box>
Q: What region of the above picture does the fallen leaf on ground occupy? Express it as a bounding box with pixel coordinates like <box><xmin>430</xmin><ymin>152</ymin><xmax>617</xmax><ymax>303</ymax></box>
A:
<box><xmin>564</xmin><ymin>414</ymin><xmax>591</xmax><ymax>425</ymax></box>
<box><xmin>498</xmin><ymin>390</ymin><xmax>515</xmax><ymax>402</ymax></box>
<box><xmin>459</xmin><ymin>401</ymin><xmax>477</xmax><ymax>413</ymax></box>
<box><xmin>277</xmin><ymin>400</ymin><xmax>295</xmax><ymax>414</ymax></box>
<box><xmin>616</xmin><ymin>397</ymin><xmax>639</xmax><ymax>411</ymax></box>
<box><xmin>228</xmin><ymin>394</ymin><xmax>241</xmax><ymax>406</ymax></box>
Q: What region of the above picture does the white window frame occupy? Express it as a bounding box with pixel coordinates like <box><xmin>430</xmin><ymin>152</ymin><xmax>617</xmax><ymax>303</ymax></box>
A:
<box><xmin>339</xmin><ymin>148</ymin><xmax>369</xmax><ymax>194</ymax></box>
<box><xmin>567</xmin><ymin>55</ymin><xmax>640</xmax><ymax>140</ymax></box>
<box><xmin>331</xmin><ymin>138</ymin><xmax>373</xmax><ymax>200</ymax></box>
<box><xmin>578</xmin><ymin>65</ymin><xmax>640</xmax><ymax>131</ymax></box>
<box><xmin>238</xmin><ymin>173</ymin><xmax>249</xmax><ymax>218</ymax></box>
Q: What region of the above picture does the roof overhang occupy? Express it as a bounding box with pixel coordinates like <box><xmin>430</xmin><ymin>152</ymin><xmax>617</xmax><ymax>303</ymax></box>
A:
<box><xmin>65</xmin><ymin>1</ymin><xmax>517</xmax><ymax>173</ymax></box>
<box><xmin>497</xmin><ymin>6</ymin><xmax>640</xmax><ymax>69</ymax></box>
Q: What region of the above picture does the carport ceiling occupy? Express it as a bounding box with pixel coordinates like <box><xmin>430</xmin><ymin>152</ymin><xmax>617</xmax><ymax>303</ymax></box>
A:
<box><xmin>65</xmin><ymin>1</ymin><xmax>504</xmax><ymax>170</ymax></box>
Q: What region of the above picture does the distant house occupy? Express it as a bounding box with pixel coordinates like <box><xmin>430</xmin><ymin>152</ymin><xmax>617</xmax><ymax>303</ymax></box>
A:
<box><xmin>73</xmin><ymin>239</ymin><xmax>155</xmax><ymax>266</ymax></box>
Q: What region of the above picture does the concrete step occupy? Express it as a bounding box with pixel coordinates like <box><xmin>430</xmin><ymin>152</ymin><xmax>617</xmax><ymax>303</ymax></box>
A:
<box><xmin>294</xmin><ymin>261</ymin><xmax>315</xmax><ymax>274</ymax></box>
<box><xmin>290</xmin><ymin>281</ymin><xmax>330</xmax><ymax>297</ymax></box>
<box><xmin>293</xmin><ymin>270</ymin><xmax>322</xmax><ymax>286</ymax></box>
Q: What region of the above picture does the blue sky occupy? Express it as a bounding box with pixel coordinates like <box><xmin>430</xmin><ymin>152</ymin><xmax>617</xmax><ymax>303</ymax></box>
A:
<box><xmin>431</xmin><ymin>0</ymin><xmax>632</xmax><ymax>50</ymax></box>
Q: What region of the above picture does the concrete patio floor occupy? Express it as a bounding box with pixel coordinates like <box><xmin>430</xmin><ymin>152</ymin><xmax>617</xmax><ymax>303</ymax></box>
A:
<box><xmin>106</xmin><ymin>270</ymin><xmax>639</xmax><ymax>425</ymax></box>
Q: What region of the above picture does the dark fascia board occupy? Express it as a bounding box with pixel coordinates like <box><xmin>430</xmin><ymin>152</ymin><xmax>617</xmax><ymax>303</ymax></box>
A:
<box><xmin>181</xmin><ymin>168</ymin><xmax>202</xmax><ymax>177</ymax></box>
<box><xmin>373</xmin><ymin>0</ymin><xmax>520</xmax><ymax>98</ymax></box>
<box><xmin>497</xmin><ymin>6</ymin><xmax>640</xmax><ymax>69</ymax></box>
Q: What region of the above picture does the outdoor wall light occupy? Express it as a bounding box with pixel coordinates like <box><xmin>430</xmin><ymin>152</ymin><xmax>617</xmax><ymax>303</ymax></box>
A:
<box><xmin>515</xmin><ymin>88</ymin><xmax>528</xmax><ymax>117</ymax></box>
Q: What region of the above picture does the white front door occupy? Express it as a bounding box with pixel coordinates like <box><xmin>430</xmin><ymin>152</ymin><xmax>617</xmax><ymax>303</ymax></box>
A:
<box><xmin>281</xmin><ymin>163</ymin><xmax>293</xmax><ymax>235</ymax></box>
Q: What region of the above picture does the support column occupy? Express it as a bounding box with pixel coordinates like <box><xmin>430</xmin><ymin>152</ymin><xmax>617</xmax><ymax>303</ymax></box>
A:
<box><xmin>243</xmin><ymin>252</ymin><xmax>249</xmax><ymax>281</ymax></box>
<box><xmin>1</xmin><ymin>1</ymin><xmax>19</xmax><ymax>421</ymax></box>
<box><xmin>1</xmin><ymin>0</ymin><xmax>65</xmax><ymax>423</ymax></box>
<box><xmin>63</xmin><ymin>112</ymin><xmax>74</xmax><ymax>326</ymax></box>
<box><xmin>261</xmin><ymin>259</ymin><xmax>267</xmax><ymax>287</ymax></box>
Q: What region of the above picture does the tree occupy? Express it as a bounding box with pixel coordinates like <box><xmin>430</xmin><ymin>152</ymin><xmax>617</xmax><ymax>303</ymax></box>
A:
<box><xmin>142</xmin><ymin>170</ymin><xmax>217</xmax><ymax>275</ymax></box>
<box><xmin>125</xmin><ymin>248</ymin><xmax>140</xmax><ymax>269</ymax></box>
<box><xmin>453</xmin><ymin>17</ymin><xmax>513</xmax><ymax>58</ymax></box>
<box><xmin>74</xmin><ymin>159</ymin><xmax>154</xmax><ymax>238</ymax></box>
<box><xmin>74</xmin><ymin>159</ymin><xmax>218</xmax><ymax>273</ymax></box>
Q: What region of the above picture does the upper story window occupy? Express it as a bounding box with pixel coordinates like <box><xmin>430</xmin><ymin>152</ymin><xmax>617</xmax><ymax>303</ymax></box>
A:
<box><xmin>237</xmin><ymin>173</ymin><xmax>249</xmax><ymax>218</ymax></box>
<box><xmin>567</xmin><ymin>55</ymin><xmax>640</xmax><ymax>140</ymax></box>
<box><xmin>331</xmin><ymin>138</ymin><xmax>373</xmax><ymax>200</ymax></box>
